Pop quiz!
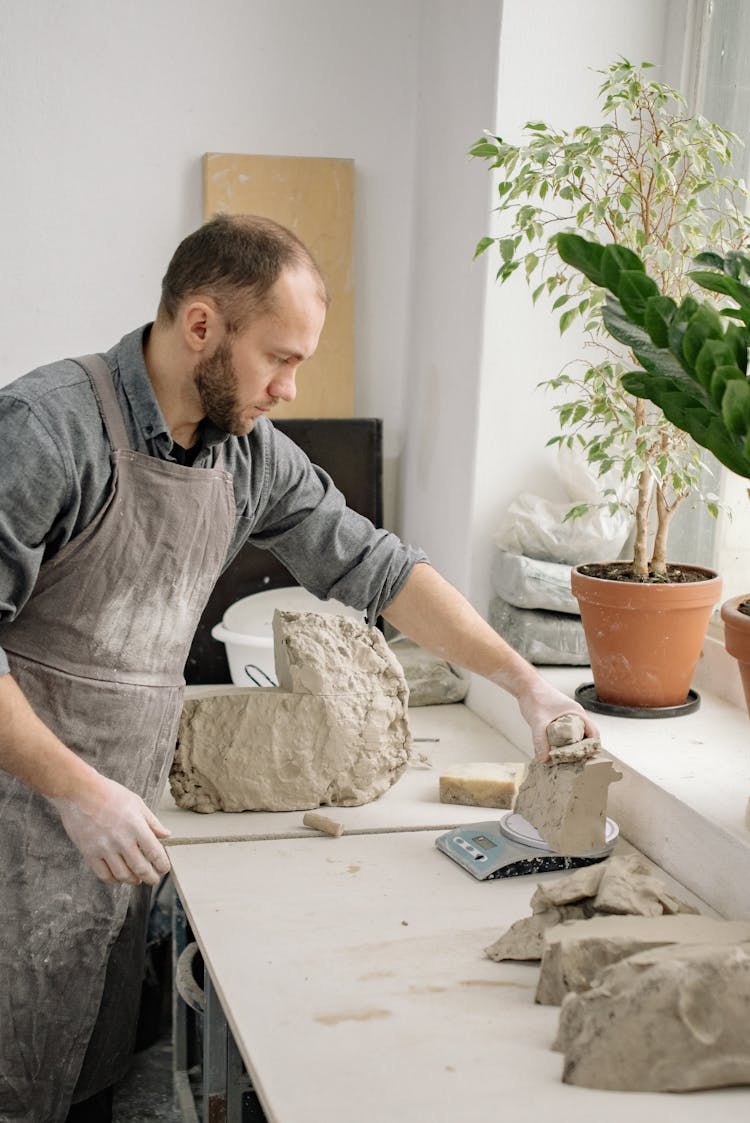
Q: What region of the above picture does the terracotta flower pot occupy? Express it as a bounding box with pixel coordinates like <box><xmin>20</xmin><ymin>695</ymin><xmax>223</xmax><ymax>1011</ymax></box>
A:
<box><xmin>571</xmin><ymin>564</ymin><xmax>722</xmax><ymax>709</ymax></box>
<box><xmin>721</xmin><ymin>595</ymin><xmax>750</xmax><ymax>718</ymax></box>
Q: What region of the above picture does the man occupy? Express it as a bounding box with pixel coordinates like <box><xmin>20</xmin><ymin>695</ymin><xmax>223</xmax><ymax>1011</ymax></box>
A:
<box><xmin>0</xmin><ymin>214</ymin><xmax>596</xmax><ymax>1122</ymax></box>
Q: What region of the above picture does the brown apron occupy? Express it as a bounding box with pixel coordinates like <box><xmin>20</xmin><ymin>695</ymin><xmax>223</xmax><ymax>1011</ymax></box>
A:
<box><xmin>0</xmin><ymin>355</ymin><xmax>235</xmax><ymax>1122</ymax></box>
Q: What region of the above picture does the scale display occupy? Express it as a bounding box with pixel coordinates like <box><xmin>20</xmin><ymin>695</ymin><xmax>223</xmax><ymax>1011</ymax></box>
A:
<box><xmin>436</xmin><ymin>813</ymin><xmax>618</xmax><ymax>880</ymax></box>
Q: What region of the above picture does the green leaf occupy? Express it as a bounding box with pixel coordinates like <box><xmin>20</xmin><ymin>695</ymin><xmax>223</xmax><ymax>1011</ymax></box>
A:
<box><xmin>644</xmin><ymin>295</ymin><xmax>676</xmax><ymax>348</ymax></box>
<box><xmin>469</xmin><ymin>141</ymin><xmax>499</xmax><ymax>159</ymax></box>
<box><xmin>694</xmin><ymin>338</ymin><xmax>741</xmax><ymax>391</ymax></box>
<box><xmin>722</xmin><ymin>378</ymin><xmax>750</xmax><ymax>436</ymax></box>
<box><xmin>689</xmin><ymin>270</ymin><xmax>750</xmax><ymax>320</ymax></box>
<box><xmin>556</xmin><ymin>233</ymin><xmax>605</xmax><ymax>287</ymax></box>
<box><xmin>601</xmin><ymin>244</ymin><xmax>647</xmax><ymax>295</ymax></box>
<box><xmin>710</xmin><ymin>364</ymin><xmax>746</xmax><ymax>407</ymax></box>
<box><xmin>562</xmin><ymin>504</ymin><xmax>591</xmax><ymax>523</ymax></box>
<box><xmin>524</xmin><ymin>252</ymin><xmax>540</xmax><ymax>277</ymax></box>
<box><xmin>499</xmin><ymin>237</ymin><xmax>517</xmax><ymax>263</ymax></box>
<box><xmin>473</xmin><ymin>236</ymin><xmax>495</xmax><ymax>260</ymax></box>
<box><xmin>693</xmin><ymin>251</ymin><xmax>726</xmax><ymax>269</ymax></box>
<box><xmin>559</xmin><ymin>307</ymin><xmax>578</xmax><ymax>334</ymax></box>
<box><xmin>681</xmin><ymin>304</ymin><xmax>724</xmax><ymax>370</ymax></box>
<box><xmin>618</xmin><ymin>271</ymin><xmax>661</xmax><ymax>327</ymax></box>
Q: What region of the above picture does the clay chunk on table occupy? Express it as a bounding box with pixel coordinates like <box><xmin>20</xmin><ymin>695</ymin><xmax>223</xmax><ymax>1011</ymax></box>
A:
<box><xmin>485</xmin><ymin>854</ymin><xmax>699</xmax><ymax>962</ymax></box>
<box><xmin>537</xmin><ymin>913</ymin><xmax>750</xmax><ymax>1005</ymax></box>
<box><xmin>556</xmin><ymin>942</ymin><xmax>750</xmax><ymax>1091</ymax></box>
<box><xmin>438</xmin><ymin>762</ymin><xmax>526</xmax><ymax>809</ymax></box>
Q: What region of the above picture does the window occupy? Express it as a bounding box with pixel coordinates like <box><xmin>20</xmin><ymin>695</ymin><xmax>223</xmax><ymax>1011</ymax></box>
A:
<box><xmin>686</xmin><ymin>0</ymin><xmax>750</xmax><ymax>604</ymax></box>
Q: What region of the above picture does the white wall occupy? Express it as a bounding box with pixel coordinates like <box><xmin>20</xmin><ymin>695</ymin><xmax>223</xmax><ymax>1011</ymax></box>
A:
<box><xmin>396</xmin><ymin>0</ymin><xmax>502</xmax><ymax>582</ymax></box>
<box><xmin>0</xmin><ymin>0</ymin><xmax>423</xmax><ymax>525</ymax></box>
<box><xmin>1</xmin><ymin>0</ymin><xmax>694</xmax><ymax>615</ymax></box>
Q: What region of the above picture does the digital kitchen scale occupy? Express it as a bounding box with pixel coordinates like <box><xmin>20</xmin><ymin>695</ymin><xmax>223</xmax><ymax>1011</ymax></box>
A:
<box><xmin>436</xmin><ymin>812</ymin><xmax>619</xmax><ymax>880</ymax></box>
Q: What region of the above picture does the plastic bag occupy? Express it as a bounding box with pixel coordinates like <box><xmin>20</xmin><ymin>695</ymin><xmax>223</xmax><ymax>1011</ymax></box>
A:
<box><xmin>493</xmin><ymin>446</ymin><xmax>631</xmax><ymax>565</ymax></box>
<box><xmin>491</xmin><ymin>551</ymin><xmax>579</xmax><ymax>614</ymax></box>
<box><xmin>488</xmin><ymin>596</ymin><xmax>589</xmax><ymax>666</ymax></box>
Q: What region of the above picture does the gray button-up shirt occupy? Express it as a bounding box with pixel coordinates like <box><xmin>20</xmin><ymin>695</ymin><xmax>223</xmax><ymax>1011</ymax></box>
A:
<box><xmin>0</xmin><ymin>325</ymin><xmax>427</xmax><ymax>676</ymax></box>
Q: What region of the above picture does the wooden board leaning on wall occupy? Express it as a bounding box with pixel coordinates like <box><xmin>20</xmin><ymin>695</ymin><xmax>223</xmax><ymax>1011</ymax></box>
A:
<box><xmin>203</xmin><ymin>152</ymin><xmax>354</xmax><ymax>419</ymax></box>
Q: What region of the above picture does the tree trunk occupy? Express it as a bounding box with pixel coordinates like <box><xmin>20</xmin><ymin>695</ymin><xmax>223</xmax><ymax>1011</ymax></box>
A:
<box><xmin>652</xmin><ymin>485</ymin><xmax>682</xmax><ymax>576</ymax></box>
<box><xmin>633</xmin><ymin>466</ymin><xmax>653</xmax><ymax>578</ymax></box>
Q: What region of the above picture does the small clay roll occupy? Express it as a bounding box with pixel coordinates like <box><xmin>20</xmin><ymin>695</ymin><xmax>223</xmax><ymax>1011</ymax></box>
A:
<box><xmin>547</xmin><ymin>714</ymin><xmax>586</xmax><ymax>748</ymax></box>
<box><xmin>302</xmin><ymin>811</ymin><xmax>344</xmax><ymax>837</ymax></box>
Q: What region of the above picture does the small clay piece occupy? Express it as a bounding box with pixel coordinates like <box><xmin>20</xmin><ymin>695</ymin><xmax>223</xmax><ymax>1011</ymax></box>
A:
<box><xmin>545</xmin><ymin>714</ymin><xmax>600</xmax><ymax>762</ymax></box>
<box><xmin>556</xmin><ymin>942</ymin><xmax>750</xmax><ymax>1091</ymax></box>
<box><xmin>548</xmin><ymin>738</ymin><xmax>600</xmax><ymax>764</ymax></box>
<box><xmin>484</xmin><ymin>905</ymin><xmax>594</xmax><ymax>962</ymax></box>
<box><xmin>438</xmin><ymin>762</ymin><xmax>526</xmax><ymax>809</ymax></box>
<box><xmin>546</xmin><ymin>714</ymin><xmax>586</xmax><ymax>747</ymax></box>
<box><xmin>513</xmin><ymin>757</ymin><xmax>621</xmax><ymax>854</ymax></box>
<box><xmin>486</xmin><ymin>854</ymin><xmax>699</xmax><ymax>963</ymax></box>
<box><xmin>302</xmin><ymin>811</ymin><xmax>344</xmax><ymax>837</ymax></box>
<box><xmin>537</xmin><ymin>914</ymin><xmax>750</xmax><ymax>1005</ymax></box>
<box><xmin>529</xmin><ymin>861</ymin><xmax>606</xmax><ymax>911</ymax></box>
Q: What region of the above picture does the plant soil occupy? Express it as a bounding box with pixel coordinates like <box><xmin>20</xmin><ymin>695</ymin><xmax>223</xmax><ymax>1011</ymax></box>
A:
<box><xmin>578</xmin><ymin>562</ymin><xmax>713</xmax><ymax>585</ymax></box>
<box><xmin>739</xmin><ymin>599</ymin><xmax>750</xmax><ymax>617</ymax></box>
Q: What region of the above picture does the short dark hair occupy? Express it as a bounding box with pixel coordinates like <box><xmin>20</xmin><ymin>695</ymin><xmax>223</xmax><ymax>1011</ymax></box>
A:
<box><xmin>157</xmin><ymin>213</ymin><xmax>329</xmax><ymax>331</ymax></box>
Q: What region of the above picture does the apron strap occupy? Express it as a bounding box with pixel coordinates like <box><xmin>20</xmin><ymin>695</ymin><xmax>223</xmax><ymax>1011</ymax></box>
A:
<box><xmin>73</xmin><ymin>354</ymin><xmax>131</xmax><ymax>452</ymax></box>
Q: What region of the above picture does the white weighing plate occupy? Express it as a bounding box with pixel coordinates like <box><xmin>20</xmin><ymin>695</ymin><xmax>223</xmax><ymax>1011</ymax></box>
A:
<box><xmin>500</xmin><ymin>812</ymin><xmax>619</xmax><ymax>858</ymax></box>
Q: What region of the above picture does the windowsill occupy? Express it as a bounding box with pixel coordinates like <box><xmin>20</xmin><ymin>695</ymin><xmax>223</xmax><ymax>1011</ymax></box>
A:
<box><xmin>465</xmin><ymin>642</ymin><xmax>750</xmax><ymax>922</ymax></box>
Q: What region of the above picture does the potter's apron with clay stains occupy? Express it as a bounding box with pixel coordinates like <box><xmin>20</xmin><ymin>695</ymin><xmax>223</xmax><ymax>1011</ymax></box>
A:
<box><xmin>0</xmin><ymin>354</ymin><xmax>235</xmax><ymax>1123</ymax></box>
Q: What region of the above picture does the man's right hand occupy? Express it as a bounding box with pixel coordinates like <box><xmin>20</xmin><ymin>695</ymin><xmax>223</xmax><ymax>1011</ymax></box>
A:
<box><xmin>51</xmin><ymin>775</ymin><xmax>172</xmax><ymax>886</ymax></box>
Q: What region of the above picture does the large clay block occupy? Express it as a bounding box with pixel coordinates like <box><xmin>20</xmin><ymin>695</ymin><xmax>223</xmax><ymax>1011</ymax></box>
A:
<box><xmin>273</xmin><ymin>610</ymin><xmax>408</xmax><ymax>700</ymax></box>
<box><xmin>171</xmin><ymin>689</ymin><xmax>411</xmax><ymax>812</ymax></box>
<box><xmin>485</xmin><ymin>854</ymin><xmax>698</xmax><ymax>963</ymax></box>
<box><xmin>537</xmin><ymin>914</ymin><xmax>750</xmax><ymax>1005</ymax></box>
<box><xmin>513</xmin><ymin>757</ymin><xmax>622</xmax><ymax>853</ymax></box>
<box><xmin>556</xmin><ymin>943</ymin><xmax>750</xmax><ymax>1091</ymax></box>
<box><xmin>170</xmin><ymin>611</ymin><xmax>412</xmax><ymax>813</ymax></box>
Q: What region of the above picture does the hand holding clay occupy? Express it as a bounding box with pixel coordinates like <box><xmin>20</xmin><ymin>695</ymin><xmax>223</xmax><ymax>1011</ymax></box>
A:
<box><xmin>52</xmin><ymin>775</ymin><xmax>171</xmax><ymax>886</ymax></box>
<box><xmin>516</xmin><ymin>679</ymin><xmax>599</xmax><ymax>762</ymax></box>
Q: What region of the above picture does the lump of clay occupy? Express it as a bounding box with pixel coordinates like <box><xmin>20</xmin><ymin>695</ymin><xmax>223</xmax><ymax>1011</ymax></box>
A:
<box><xmin>546</xmin><ymin>714</ymin><xmax>585</xmax><ymax>747</ymax></box>
<box><xmin>273</xmin><ymin>610</ymin><xmax>407</xmax><ymax>698</ymax></box>
<box><xmin>529</xmin><ymin>852</ymin><xmax>698</xmax><ymax>918</ymax></box>
<box><xmin>485</xmin><ymin>854</ymin><xmax>698</xmax><ymax>963</ymax></box>
<box><xmin>556</xmin><ymin>942</ymin><xmax>750</xmax><ymax>1091</ymax></box>
<box><xmin>170</xmin><ymin>611</ymin><xmax>411</xmax><ymax>813</ymax></box>
<box><xmin>513</xmin><ymin>756</ymin><xmax>621</xmax><ymax>854</ymax></box>
<box><xmin>485</xmin><ymin>905</ymin><xmax>595</xmax><ymax>962</ymax></box>
<box><xmin>537</xmin><ymin>914</ymin><xmax>750</xmax><ymax>1005</ymax></box>
<box><xmin>388</xmin><ymin>637</ymin><xmax>468</xmax><ymax>706</ymax></box>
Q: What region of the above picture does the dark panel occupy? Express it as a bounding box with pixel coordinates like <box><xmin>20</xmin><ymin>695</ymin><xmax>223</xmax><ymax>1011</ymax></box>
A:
<box><xmin>185</xmin><ymin>418</ymin><xmax>383</xmax><ymax>684</ymax></box>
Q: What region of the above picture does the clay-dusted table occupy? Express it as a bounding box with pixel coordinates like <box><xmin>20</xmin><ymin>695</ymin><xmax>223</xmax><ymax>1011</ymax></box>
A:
<box><xmin>169</xmin><ymin>829</ymin><xmax>749</xmax><ymax>1123</ymax></box>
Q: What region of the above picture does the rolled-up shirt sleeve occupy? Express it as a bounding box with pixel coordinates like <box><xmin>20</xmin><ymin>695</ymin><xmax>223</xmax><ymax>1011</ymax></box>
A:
<box><xmin>247</xmin><ymin>426</ymin><xmax>429</xmax><ymax>623</ymax></box>
<box><xmin>0</xmin><ymin>395</ymin><xmax>76</xmax><ymax>676</ymax></box>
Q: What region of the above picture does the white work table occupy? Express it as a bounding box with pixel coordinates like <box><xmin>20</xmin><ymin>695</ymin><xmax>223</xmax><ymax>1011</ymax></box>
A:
<box><xmin>160</xmin><ymin>703</ymin><xmax>527</xmax><ymax>844</ymax></box>
<box><xmin>169</xmin><ymin>829</ymin><xmax>749</xmax><ymax>1123</ymax></box>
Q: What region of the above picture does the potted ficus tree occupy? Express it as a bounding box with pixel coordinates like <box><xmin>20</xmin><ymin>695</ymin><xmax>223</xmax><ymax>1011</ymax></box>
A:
<box><xmin>472</xmin><ymin>57</ymin><xmax>750</xmax><ymax>711</ymax></box>
<box><xmin>557</xmin><ymin>235</ymin><xmax>750</xmax><ymax>716</ymax></box>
